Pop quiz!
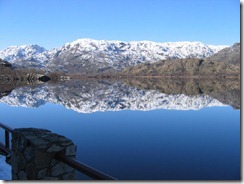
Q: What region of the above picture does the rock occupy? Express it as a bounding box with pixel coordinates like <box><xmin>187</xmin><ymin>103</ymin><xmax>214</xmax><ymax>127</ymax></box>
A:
<box><xmin>38</xmin><ymin>76</ymin><xmax>51</xmax><ymax>82</ymax></box>
<box><xmin>25</xmin><ymin>163</ymin><xmax>36</xmax><ymax>179</ymax></box>
<box><xmin>46</xmin><ymin>145</ymin><xmax>63</xmax><ymax>152</ymax></box>
<box><xmin>12</xmin><ymin>172</ymin><xmax>18</xmax><ymax>180</ymax></box>
<box><xmin>23</xmin><ymin>147</ymin><xmax>34</xmax><ymax>162</ymax></box>
<box><xmin>61</xmin><ymin>172</ymin><xmax>76</xmax><ymax>180</ymax></box>
<box><xmin>51</xmin><ymin>162</ymin><xmax>74</xmax><ymax>177</ymax></box>
<box><xmin>11</xmin><ymin>152</ymin><xmax>26</xmax><ymax>172</ymax></box>
<box><xmin>30</xmin><ymin>138</ymin><xmax>50</xmax><ymax>149</ymax></box>
<box><xmin>37</xmin><ymin>168</ymin><xmax>47</xmax><ymax>179</ymax></box>
<box><xmin>18</xmin><ymin>171</ymin><xmax>27</xmax><ymax>180</ymax></box>
<box><xmin>34</xmin><ymin>151</ymin><xmax>51</xmax><ymax>169</ymax></box>
<box><xmin>45</xmin><ymin>135</ymin><xmax>59</xmax><ymax>143</ymax></box>
<box><xmin>50</xmin><ymin>159</ymin><xmax>58</xmax><ymax>166</ymax></box>
<box><xmin>65</xmin><ymin>145</ymin><xmax>77</xmax><ymax>156</ymax></box>
<box><xmin>14</xmin><ymin>135</ymin><xmax>26</xmax><ymax>152</ymax></box>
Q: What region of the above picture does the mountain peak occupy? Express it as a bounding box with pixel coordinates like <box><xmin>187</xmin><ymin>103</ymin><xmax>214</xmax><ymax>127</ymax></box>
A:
<box><xmin>67</xmin><ymin>38</ymin><xmax>97</xmax><ymax>45</ymax></box>
<box><xmin>6</xmin><ymin>44</ymin><xmax>46</xmax><ymax>51</ymax></box>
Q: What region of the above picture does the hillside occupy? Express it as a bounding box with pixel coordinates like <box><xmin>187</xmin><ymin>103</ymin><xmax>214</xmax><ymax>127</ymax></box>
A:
<box><xmin>0</xmin><ymin>58</ymin><xmax>52</xmax><ymax>84</ymax></box>
<box><xmin>206</xmin><ymin>43</ymin><xmax>240</xmax><ymax>65</ymax></box>
<box><xmin>0</xmin><ymin>59</ymin><xmax>16</xmax><ymax>76</ymax></box>
<box><xmin>121</xmin><ymin>43</ymin><xmax>240</xmax><ymax>78</ymax></box>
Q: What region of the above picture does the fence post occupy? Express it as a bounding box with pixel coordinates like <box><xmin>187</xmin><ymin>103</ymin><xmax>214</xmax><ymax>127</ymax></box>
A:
<box><xmin>5</xmin><ymin>131</ymin><xmax>10</xmax><ymax>149</ymax></box>
<box><xmin>11</xmin><ymin>128</ymin><xmax>77</xmax><ymax>180</ymax></box>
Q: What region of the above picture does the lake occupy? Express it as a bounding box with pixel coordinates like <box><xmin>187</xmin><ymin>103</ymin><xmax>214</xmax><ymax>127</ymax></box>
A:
<box><xmin>0</xmin><ymin>78</ymin><xmax>240</xmax><ymax>180</ymax></box>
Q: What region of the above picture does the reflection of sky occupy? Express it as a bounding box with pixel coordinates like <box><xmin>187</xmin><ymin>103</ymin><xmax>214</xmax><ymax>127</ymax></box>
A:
<box><xmin>0</xmin><ymin>103</ymin><xmax>240</xmax><ymax>180</ymax></box>
<box><xmin>0</xmin><ymin>155</ymin><xmax>11</xmax><ymax>180</ymax></box>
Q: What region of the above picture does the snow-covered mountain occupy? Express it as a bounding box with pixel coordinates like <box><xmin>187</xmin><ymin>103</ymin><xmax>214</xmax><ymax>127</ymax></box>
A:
<box><xmin>0</xmin><ymin>44</ymin><xmax>46</xmax><ymax>61</ymax></box>
<box><xmin>0</xmin><ymin>80</ymin><xmax>225</xmax><ymax>113</ymax></box>
<box><xmin>0</xmin><ymin>39</ymin><xmax>228</xmax><ymax>73</ymax></box>
<box><xmin>0</xmin><ymin>44</ymin><xmax>57</xmax><ymax>69</ymax></box>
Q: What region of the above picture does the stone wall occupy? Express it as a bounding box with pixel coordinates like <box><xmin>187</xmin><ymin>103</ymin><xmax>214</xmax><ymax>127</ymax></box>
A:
<box><xmin>11</xmin><ymin>128</ymin><xmax>77</xmax><ymax>180</ymax></box>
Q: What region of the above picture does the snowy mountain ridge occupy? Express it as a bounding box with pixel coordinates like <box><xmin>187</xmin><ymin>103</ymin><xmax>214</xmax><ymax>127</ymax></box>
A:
<box><xmin>0</xmin><ymin>44</ymin><xmax>46</xmax><ymax>62</ymax></box>
<box><xmin>0</xmin><ymin>44</ymin><xmax>53</xmax><ymax>68</ymax></box>
<box><xmin>0</xmin><ymin>39</ymin><xmax>228</xmax><ymax>72</ymax></box>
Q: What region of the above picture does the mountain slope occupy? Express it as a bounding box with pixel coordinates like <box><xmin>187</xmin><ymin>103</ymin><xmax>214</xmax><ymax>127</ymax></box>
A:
<box><xmin>121</xmin><ymin>43</ymin><xmax>240</xmax><ymax>77</ymax></box>
<box><xmin>206</xmin><ymin>42</ymin><xmax>240</xmax><ymax>65</ymax></box>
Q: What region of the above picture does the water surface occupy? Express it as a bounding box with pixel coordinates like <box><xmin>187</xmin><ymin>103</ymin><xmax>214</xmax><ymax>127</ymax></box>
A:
<box><xmin>0</xmin><ymin>78</ymin><xmax>240</xmax><ymax>180</ymax></box>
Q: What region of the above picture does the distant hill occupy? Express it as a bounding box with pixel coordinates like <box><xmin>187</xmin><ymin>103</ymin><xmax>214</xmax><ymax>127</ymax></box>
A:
<box><xmin>205</xmin><ymin>43</ymin><xmax>240</xmax><ymax>65</ymax></box>
<box><xmin>121</xmin><ymin>43</ymin><xmax>240</xmax><ymax>78</ymax></box>
<box><xmin>0</xmin><ymin>59</ymin><xmax>15</xmax><ymax>75</ymax></box>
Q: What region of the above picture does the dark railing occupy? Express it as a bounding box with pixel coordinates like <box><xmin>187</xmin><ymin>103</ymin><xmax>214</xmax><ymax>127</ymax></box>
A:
<box><xmin>0</xmin><ymin>122</ymin><xmax>117</xmax><ymax>180</ymax></box>
<box><xmin>56</xmin><ymin>152</ymin><xmax>117</xmax><ymax>180</ymax></box>
<box><xmin>0</xmin><ymin>122</ymin><xmax>13</xmax><ymax>155</ymax></box>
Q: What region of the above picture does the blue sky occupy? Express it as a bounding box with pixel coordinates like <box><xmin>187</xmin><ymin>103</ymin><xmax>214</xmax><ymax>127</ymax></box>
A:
<box><xmin>0</xmin><ymin>0</ymin><xmax>240</xmax><ymax>49</ymax></box>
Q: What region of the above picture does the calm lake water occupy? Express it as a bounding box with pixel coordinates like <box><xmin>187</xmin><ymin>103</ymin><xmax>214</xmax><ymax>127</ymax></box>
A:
<box><xmin>0</xmin><ymin>79</ymin><xmax>240</xmax><ymax>180</ymax></box>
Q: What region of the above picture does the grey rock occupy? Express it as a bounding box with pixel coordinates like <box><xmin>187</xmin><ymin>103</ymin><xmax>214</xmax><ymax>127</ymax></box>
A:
<box><xmin>30</xmin><ymin>138</ymin><xmax>50</xmax><ymax>149</ymax></box>
<box><xmin>50</xmin><ymin>159</ymin><xmax>58</xmax><ymax>166</ymax></box>
<box><xmin>25</xmin><ymin>163</ymin><xmax>36</xmax><ymax>179</ymax></box>
<box><xmin>46</xmin><ymin>144</ymin><xmax>63</xmax><ymax>152</ymax></box>
<box><xmin>12</xmin><ymin>172</ymin><xmax>18</xmax><ymax>180</ymax></box>
<box><xmin>58</xmin><ymin>136</ymin><xmax>72</xmax><ymax>143</ymax></box>
<box><xmin>16</xmin><ymin>135</ymin><xmax>26</xmax><ymax>152</ymax></box>
<box><xmin>11</xmin><ymin>152</ymin><xmax>26</xmax><ymax>172</ymax></box>
<box><xmin>60</xmin><ymin>141</ymin><xmax>72</xmax><ymax>146</ymax></box>
<box><xmin>51</xmin><ymin>162</ymin><xmax>74</xmax><ymax>177</ymax></box>
<box><xmin>44</xmin><ymin>134</ymin><xmax>60</xmax><ymax>143</ymax></box>
<box><xmin>18</xmin><ymin>171</ymin><xmax>27</xmax><ymax>180</ymax></box>
<box><xmin>65</xmin><ymin>145</ymin><xmax>77</xmax><ymax>156</ymax></box>
<box><xmin>34</xmin><ymin>151</ymin><xmax>51</xmax><ymax>169</ymax></box>
<box><xmin>61</xmin><ymin>172</ymin><xmax>76</xmax><ymax>180</ymax></box>
<box><xmin>23</xmin><ymin>147</ymin><xmax>34</xmax><ymax>162</ymax></box>
<box><xmin>37</xmin><ymin>168</ymin><xmax>47</xmax><ymax>179</ymax></box>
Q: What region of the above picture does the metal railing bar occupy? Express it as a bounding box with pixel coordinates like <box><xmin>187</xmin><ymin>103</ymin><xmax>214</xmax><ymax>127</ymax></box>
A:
<box><xmin>5</xmin><ymin>131</ymin><xmax>10</xmax><ymax>149</ymax></box>
<box><xmin>0</xmin><ymin>122</ymin><xmax>13</xmax><ymax>133</ymax></box>
<box><xmin>56</xmin><ymin>152</ymin><xmax>117</xmax><ymax>180</ymax></box>
<box><xmin>0</xmin><ymin>142</ymin><xmax>11</xmax><ymax>155</ymax></box>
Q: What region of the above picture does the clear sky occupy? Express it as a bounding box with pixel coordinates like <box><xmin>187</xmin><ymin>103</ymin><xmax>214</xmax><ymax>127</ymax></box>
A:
<box><xmin>0</xmin><ymin>0</ymin><xmax>240</xmax><ymax>49</ymax></box>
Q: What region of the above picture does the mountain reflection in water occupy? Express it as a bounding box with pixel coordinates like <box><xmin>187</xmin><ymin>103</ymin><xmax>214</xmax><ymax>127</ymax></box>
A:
<box><xmin>0</xmin><ymin>78</ymin><xmax>240</xmax><ymax>112</ymax></box>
